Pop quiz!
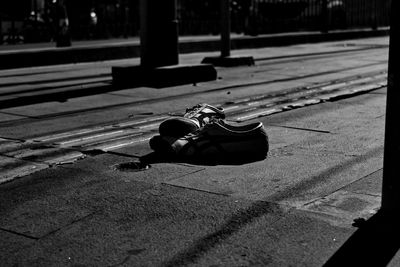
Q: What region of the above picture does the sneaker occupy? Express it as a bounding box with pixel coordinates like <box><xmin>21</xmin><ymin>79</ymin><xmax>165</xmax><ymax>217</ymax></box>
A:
<box><xmin>159</xmin><ymin>103</ymin><xmax>225</xmax><ymax>138</ymax></box>
<box><xmin>150</xmin><ymin>119</ymin><xmax>269</xmax><ymax>162</ymax></box>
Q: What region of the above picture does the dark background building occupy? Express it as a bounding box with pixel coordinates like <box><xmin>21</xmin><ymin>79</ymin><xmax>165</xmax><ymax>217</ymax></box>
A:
<box><xmin>0</xmin><ymin>0</ymin><xmax>391</xmax><ymax>44</ymax></box>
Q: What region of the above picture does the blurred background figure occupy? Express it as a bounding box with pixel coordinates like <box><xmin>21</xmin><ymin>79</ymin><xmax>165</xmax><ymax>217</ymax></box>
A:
<box><xmin>231</xmin><ymin>0</ymin><xmax>252</xmax><ymax>34</ymax></box>
<box><xmin>54</xmin><ymin>0</ymin><xmax>71</xmax><ymax>47</ymax></box>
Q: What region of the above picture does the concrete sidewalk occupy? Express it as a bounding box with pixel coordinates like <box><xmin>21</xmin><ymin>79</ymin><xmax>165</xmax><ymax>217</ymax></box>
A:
<box><xmin>0</xmin><ymin>85</ymin><xmax>393</xmax><ymax>265</ymax></box>
<box><xmin>0</xmin><ymin>27</ymin><xmax>389</xmax><ymax>70</ymax></box>
<box><xmin>0</xmin><ymin>35</ymin><xmax>397</xmax><ymax>266</ymax></box>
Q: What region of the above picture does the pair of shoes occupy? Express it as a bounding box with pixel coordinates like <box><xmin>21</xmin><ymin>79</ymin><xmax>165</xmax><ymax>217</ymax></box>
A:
<box><xmin>149</xmin><ymin>103</ymin><xmax>269</xmax><ymax>162</ymax></box>
<box><xmin>150</xmin><ymin>119</ymin><xmax>269</xmax><ymax>162</ymax></box>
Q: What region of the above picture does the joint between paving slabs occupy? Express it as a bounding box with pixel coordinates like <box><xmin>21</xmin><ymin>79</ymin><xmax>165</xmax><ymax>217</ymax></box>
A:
<box><xmin>38</xmin><ymin>211</ymin><xmax>98</xmax><ymax>240</ymax></box>
<box><xmin>160</xmin><ymin>183</ymin><xmax>303</xmax><ymax>214</ymax></box>
<box><xmin>0</xmin><ymin>111</ymin><xmax>37</xmax><ymax>119</ymax></box>
<box><xmin>332</xmin><ymin>168</ymin><xmax>383</xmax><ymax>198</ymax></box>
<box><xmin>0</xmin><ymin>211</ymin><xmax>99</xmax><ymax>241</ymax></box>
<box><xmin>81</xmin><ymin>149</ymin><xmax>141</xmax><ymax>158</ymax></box>
<box><xmin>0</xmin><ymin>136</ymin><xmax>27</xmax><ymax>142</ymax></box>
<box><xmin>0</xmin><ymin>227</ymin><xmax>39</xmax><ymax>240</ymax></box>
<box><xmin>269</xmin><ymin>124</ymin><xmax>332</xmax><ymax>134</ymax></box>
<box><xmin>300</xmin><ymin>168</ymin><xmax>383</xmax><ymax>211</ymax></box>
<box><xmin>161</xmin><ymin>182</ymin><xmax>231</xmax><ymax>197</ymax></box>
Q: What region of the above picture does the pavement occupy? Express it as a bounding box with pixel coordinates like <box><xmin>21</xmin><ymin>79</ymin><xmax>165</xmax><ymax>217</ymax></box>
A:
<box><xmin>0</xmin><ymin>27</ymin><xmax>390</xmax><ymax>69</ymax></box>
<box><xmin>1</xmin><ymin>32</ymin><xmax>399</xmax><ymax>266</ymax></box>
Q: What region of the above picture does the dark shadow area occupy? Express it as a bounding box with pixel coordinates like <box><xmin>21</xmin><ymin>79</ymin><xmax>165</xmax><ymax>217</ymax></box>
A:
<box><xmin>0</xmin><ymin>69</ymin><xmax>74</xmax><ymax>78</ymax></box>
<box><xmin>0</xmin><ymin>45</ymin><xmax>142</xmax><ymax>70</ymax></box>
<box><xmin>140</xmin><ymin>151</ymin><xmax>267</xmax><ymax>167</ymax></box>
<box><xmin>324</xmin><ymin>210</ymin><xmax>400</xmax><ymax>266</ymax></box>
<box><xmin>0</xmin><ymin>83</ymin><xmax>115</xmax><ymax>109</ymax></box>
<box><xmin>0</xmin><ymin>73</ymin><xmax>110</xmax><ymax>89</ymax></box>
<box><xmin>111</xmin><ymin>64</ymin><xmax>217</xmax><ymax>89</ymax></box>
<box><xmin>0</xmin><ymin>64</ymin><xmax>216</xmax><ymax>108</ymax></box>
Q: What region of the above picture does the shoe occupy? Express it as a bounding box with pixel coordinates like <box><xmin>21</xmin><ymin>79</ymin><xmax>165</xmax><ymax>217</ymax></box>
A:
<box><xmin>159</xmin><ymin>103</ymin><xmax>225</xmax><ymax>138</ymax></box>
<box><xmin>150</xmin><ymin>119</ymin><xmax>269</xmax><ymax>162</ymax></box>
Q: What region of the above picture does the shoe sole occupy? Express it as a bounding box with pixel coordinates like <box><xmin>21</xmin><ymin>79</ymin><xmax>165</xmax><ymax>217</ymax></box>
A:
<box><xmin>179</xmin><ymin>134</ymin><xmax>269</xmax><ymax>159</ymax></box>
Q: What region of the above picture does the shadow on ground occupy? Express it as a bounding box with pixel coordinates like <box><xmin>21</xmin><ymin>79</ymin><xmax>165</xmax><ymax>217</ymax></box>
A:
<box><xmin>139</xmin><ymin>151</ymin><xmax>267</xmax><ymax>166</ymax></box>
<box><xmin>324</xmin><ymin>210</ymin><xmax>400</xmax><ymax>266</ymax></box>
<box><xmin>161</xmin><ymin>200</ymin><xmax>280</xmax><ymax>267</ymax></box>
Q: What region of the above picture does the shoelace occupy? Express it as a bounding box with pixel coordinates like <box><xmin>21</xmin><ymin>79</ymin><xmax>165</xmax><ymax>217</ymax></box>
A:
<box><xmin>184</xmin><ymin>104</ymin><xmax>204</xmax><ymax>118</ymax></box>
<box><xmin>185</xmin><ymin>104</ymin><xmax>224</xmax><ymax>118</ymax></box>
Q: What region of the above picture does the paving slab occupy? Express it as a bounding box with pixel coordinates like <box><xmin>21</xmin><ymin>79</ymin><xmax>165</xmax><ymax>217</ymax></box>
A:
<box><xmin>166</xmin><ymin>91</ymin><xmax>385</xmax><ymax>208</ymax></box>
<box><xmin>299</xmin><ymin>190</ymin><xmax>381</xmax><ymax>227</ymax></box>
<box><xmin>0</xmin><ymin>231</ymin><xmax>36</xmax><ymax>266</ymax></box>
<box><xmin>166</xmin><ymin>145</ymin><xmax>381</xmax><ymax>206</ymax></box>
<box><xmin>342</xmin><ymin>169</ymin><xmax>383</xmax><ymax>196</ymax></box>
<box><xmin>0</xmin><ymin>154</ymin><xmax>158</xmax><ymax>238</ymax></box>
<box><xmin>3</xmin><ymin>184</ymin><xmax>357</xmax><ymax>267</ymax></box>
<box><xmin>0</xmin><ymin>111</ymin><xmax>27</xmax><ymax>123</ymax></box>
<box><xmin>66</xmin><ymin>150</ymin><xmax>205</xmax><ymax>185</ymax></box>
<box><xmin>193</xmin><ymin>208</ymin><xmax>355</xmax><ymax>267</ymax></box>
<box><xmin>265</xmin><ymin>91</ymin><xmax>386</xmax><ymax>133</ymax></box>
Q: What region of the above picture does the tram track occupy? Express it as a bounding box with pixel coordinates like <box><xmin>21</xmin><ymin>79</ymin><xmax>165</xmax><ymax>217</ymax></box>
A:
<box><xmin>0</xmin><ymin>41</ymin><xmax>390</xmax><ymax>183</ymax></box>
<box><xmin>0</xmin><ymin>61</ymin><xmax>387</xmax><ymax>127</ymax></box>
<box><xmin>0</xmin><ymin>68</ymin><xmax>387</xmax><ymax>184</ymax></box>
<box><xmin>254</xmin><ymin>44</ymin><xmax>388</xmax><ymax>66</ymax></box>
<box><xmin>0</xmin><ymin>43</ymin><xmax>388</xmax><ymax>110</ymax></box>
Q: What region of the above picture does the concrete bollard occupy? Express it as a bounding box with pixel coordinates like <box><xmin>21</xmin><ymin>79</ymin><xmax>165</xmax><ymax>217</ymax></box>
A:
<box><xmin>112</xmin><ymin>0</ymin><xmax>217</xmax><ymax>88</ymax></box>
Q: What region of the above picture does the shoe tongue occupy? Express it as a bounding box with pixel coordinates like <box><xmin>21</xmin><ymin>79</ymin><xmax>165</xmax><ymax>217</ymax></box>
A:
<box><xmin>190</xmin><ymin>109</ymin><xmax>217</xmax><ymax>127</ymax></box>
<box><xmin>185</xmin><ymin>105</ymin><xmax>203</xmax><ymax>117</ymax></box>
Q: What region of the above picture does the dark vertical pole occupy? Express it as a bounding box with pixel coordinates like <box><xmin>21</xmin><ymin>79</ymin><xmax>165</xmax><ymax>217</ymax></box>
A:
<box><xmin>140</xmin><ymin>0</ymin><xmax>179</xmax><ymax>68</ymax></box>
<box><xmin>11</xmin><ymin>19</ymin><xmax>16</xmax><ymax>43</ymax></box>
<box><xmin>33</xmin><ymin>0</ymin><xmax>38</xmax><ymax>38</ymax></box>
<box><xmin>371</xmin><ymin>0</ymin><xmax>377</xmax><ymax>30</ymax></box>
<box><xmin>0</xmin><ymin>13</ymin><xmax>2</xmax><ymax>44</ymax></box>
<box><xmin>123</xmin><ymin>0</ymin><xmax>129</xmax><ymax>38</ymax></box>
<box><xmin>33</xmin><ymin>0</ymin><xmax>38</xmax><ymax>20</ymax></box>
<box><xmin>321</xmin><ymin>0</ymin><xmax>329</xmax><ymax>33</ymax></box>
<box><xmin>55</xmin><ymin>0</ymin><xmax>71</xmax><ymax>47</ymax></box>
<box><xmin>221</xmin><ymin>0</ymin><xmax>231</xmax><ymax>57</ymax></box>
<box><xmin>381</xmin><ymin>0</ymin><xmax>400</xmax><ymax>214</ymax></box>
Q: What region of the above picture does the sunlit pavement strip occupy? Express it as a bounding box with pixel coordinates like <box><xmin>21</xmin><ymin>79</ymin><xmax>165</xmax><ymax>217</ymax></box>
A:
<box><xmin>225</xmin><ymin>72</ymin><xmax>387</xmax><ymax>122</ymax></box>
<box><xmin>297</xmin><ymin>190</ymin><xmax>381</xmax><ymax>227</ymax></box>
<box><xmin>0</xmin><ymin>155</ymin><xmax>48</xmax><ymax>184</ymax></box>
<box><xmin>0</xmin><ymin>71</ymin><xmax>387</xmax><ymax>184</ymax></box>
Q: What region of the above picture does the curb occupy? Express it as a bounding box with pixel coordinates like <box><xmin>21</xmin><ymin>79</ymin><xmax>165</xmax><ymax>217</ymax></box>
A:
<box><xmin>0</xmin><ymin>28</ymin><xmax>389</xmax><ymax>70</ymax></box>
